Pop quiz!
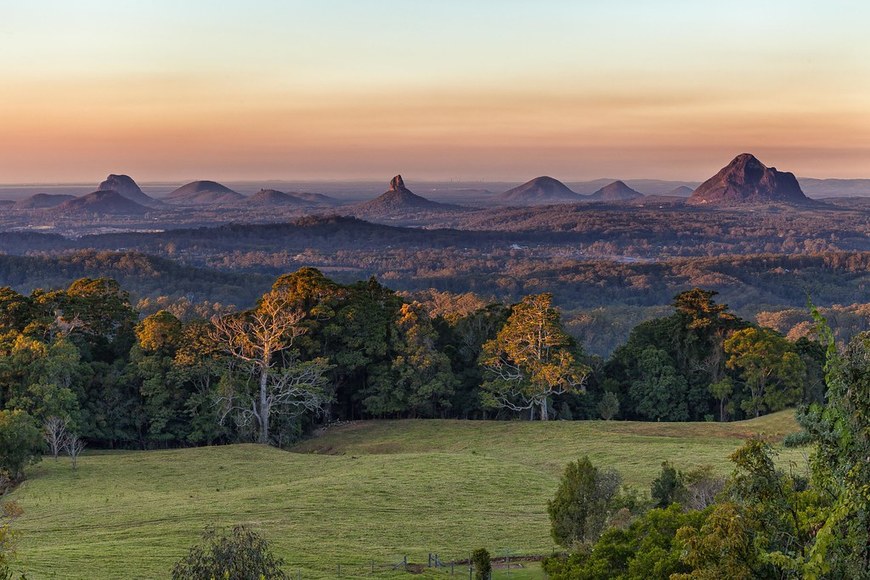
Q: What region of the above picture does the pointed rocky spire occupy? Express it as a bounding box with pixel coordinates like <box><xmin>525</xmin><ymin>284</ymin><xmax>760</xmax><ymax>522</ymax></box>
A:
<box><xmin>389</xmin><ymin>175</ymin><xmax>405</xmax><ymax>191</ymax></box>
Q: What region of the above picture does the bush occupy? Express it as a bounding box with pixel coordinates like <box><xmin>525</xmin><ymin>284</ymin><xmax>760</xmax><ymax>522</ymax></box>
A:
<box><xmin>548</xmin><ymin>456</ymin><xmax>622</xmax><ymax>547</ymax></box>
<box><xmin>597</xmin><ymin>391</ymin><xmax>620</xmax><ymax>420</ymax></box>
<box><xmin>471</xmin><ymin>548</ymin><xmax>491</xmax><ymax>580</ymax></box>
<box><xmin>0</xmin><ymin>410</ymin><xmax>41</xmax><ymax>480</ymax></box>
<box><xmin>650</xmin><ymin>461</ymin><xmax>685</xmax><ymax>508</ymax></box>
<box><xmin>171</xmin><ymin>525</ymin><xmax>287</xmax><ymax>580</ymax></box>
<box><xmin>782</xmin><ymin>430</ymin><xmax>812</xmax><ymax>447</ymax></box>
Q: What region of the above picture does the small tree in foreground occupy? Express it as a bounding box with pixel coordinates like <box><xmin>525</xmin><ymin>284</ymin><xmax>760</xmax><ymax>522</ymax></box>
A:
<box><xmin>548</xmin><ymin>456</ymin><xmax>622</xmax><ymax>547</ymax></box>
<box><xmin>471</xmin><ymin>548</ymin><xmax>491</xmax><ymax>580</ymax></box>
<box><xmin>172</xmin><ymin>525</ymin><xmax>287</xmax><ymax>580</ymax></box>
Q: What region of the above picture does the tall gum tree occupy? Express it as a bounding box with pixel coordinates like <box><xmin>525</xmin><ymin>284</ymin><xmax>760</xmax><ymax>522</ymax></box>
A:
<box><xmin>480</xmin><ymin>293</ymin><xmax>588</xmax><ymax>420</ymax></box>
<box><xmin>211</xmin><ymin>287</ymin><xmax>330</xmax><ymax>444</ymax></box>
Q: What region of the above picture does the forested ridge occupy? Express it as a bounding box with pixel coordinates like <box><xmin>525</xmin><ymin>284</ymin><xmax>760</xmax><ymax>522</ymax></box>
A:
<box><xmin>0</xmin><ymin>248</ymin><xmax>865</xmax><ymax>357</ymax></box>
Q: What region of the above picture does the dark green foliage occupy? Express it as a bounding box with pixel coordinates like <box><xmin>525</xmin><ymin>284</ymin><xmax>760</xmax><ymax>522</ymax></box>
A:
<box><xmin>0</xmin><ymin>410</ymin><xmax>41</xmax><ymax>479</ymax></box>
<box><xmin>471</xmin><ymin>548</ymin><xmax>491</xmax><ymax>580</ymax></box>
<box><xmin>782</xmin><ymin>430</ymin><xmax>812</xmax><ymax>447</ymax></box>
<box><xmin>548</xmin><ymin>457</ymin><xmax>622</xmax><ymax>547</ymax></box>
<box><xmin>543</xmin><ymin>504</ymin><xmax>706</xmax><ymax>580</ymax></box>
<box><xmin>606</xmin><ymin>289</ymin><xmax>745</xmax><ymax>421</ymax></box>
<box><xmin>171</xmin><ymin>525</ymin><xmax>287</xmax><ymax>580</ymax></box>
<box><xmin>798</xmin><ymin>323</ymin><xmax>870</xmax><ymax>577</ymax></box>
<box><xmin>650</xmin><ymin>461</ymin><xmax>684</xmax><ymax>508</ymax></box>
<box><xmin>597</xmin><ymin>391</ymin><xmax>619</xmax><ymax>420</ymax></box>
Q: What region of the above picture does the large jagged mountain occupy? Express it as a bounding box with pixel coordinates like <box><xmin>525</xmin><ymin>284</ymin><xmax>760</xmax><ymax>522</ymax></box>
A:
<box><xmin>164</xmin><ymin>180</ymin><xmax>245</xmax><ymax>204</ymax></box>
<box><xmin>13</xmin><ymin>193</ymin><xmax>76</xmax><ymax>209</ymax></box>
<box><xmin>587</xmin><ymin>180</ymin><xmax>644</xmax><ymax>202</ymax></box>
<box><xmin>56</xmin><ymin>190</ymin><xmax>150</xmax><ymax>215</ymax></box>
<box><xmin>688</xmin><ymin>154</ymin><xmax>812</xmax><ymax>206</ymax></box>
<box><xmin>97</xmin><ymin>174</ymin><xmax>159</xmax><ymax>206</ymax></box>
<box><xmin>495</xmin><ymin>176</ymin><xmax>582</xmax><ymax>204</ymax></box>
<box><xmin>353</xmin><ymin>175</ymin><xmax>458</xmax><ymax>214</ymax></box>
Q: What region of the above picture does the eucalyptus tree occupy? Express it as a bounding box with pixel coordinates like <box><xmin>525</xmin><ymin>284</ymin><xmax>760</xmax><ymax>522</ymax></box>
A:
<box><xmin>211</xmin><ymin>287</ymin><xmax>330</xmax><ymax>444</ymax></box>
<box><xmin>480</xmin><ymin>293</ymin><xmax>588</xmax><ymax>420</ymax></box>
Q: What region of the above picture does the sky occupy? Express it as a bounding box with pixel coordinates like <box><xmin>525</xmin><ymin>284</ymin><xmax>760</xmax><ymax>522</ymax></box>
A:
<box><xmin>1</xmin><ymin>0</ymin><xmax>869</xmax><ymax>183</ymax></box>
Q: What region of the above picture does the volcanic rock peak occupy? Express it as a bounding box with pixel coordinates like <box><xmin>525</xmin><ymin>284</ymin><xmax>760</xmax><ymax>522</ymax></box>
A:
<box><xmin>389</xmin><ymin>175</ymin><xmax>406</xmax><ymax>191</ymax></box>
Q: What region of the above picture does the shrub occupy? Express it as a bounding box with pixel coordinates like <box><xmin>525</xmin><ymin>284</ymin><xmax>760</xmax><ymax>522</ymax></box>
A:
<box><xmin>0</xmin><ymin>410</ymin><xmax>41</xmax><ymax>480</ymax></box>
<box><xmin>471</xmin><ymin>548</ymin><xmax>491</xmax><ymax>580</ymax></box>
<box><xmin>782</xmin><ymin>430</ymin><xmax>812</xmax><ymax>447</ymax></box>
<box><xmin>548</xmin><ymin>456</ymin><xmax>622</xmax><ymax>547</ymax></box>
<box><xmin>171</xmin><ymin>525</ymin><xmax>287</xmax><ymax>580</ymax></box>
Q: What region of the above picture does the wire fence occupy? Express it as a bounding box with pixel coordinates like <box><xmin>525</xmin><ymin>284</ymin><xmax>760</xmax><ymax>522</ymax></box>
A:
<box><xmin>285</xmin><ymin>552</ymin><xmax>544</xmax><ymax>579</ymax></box>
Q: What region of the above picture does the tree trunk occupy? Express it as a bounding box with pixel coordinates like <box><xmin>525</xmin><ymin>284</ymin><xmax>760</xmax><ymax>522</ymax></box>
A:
<box><xmin>258</xmin><ymin>366</ymin><xmax>269</xmax><ymax>444</ymax></box>
<box><xmin>540</xmin><ymin>399</ymin><xmax>549</xmax><ymax>421</ymax></box>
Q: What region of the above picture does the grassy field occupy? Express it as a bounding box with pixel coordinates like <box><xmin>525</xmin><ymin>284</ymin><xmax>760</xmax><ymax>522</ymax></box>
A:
<box><xmin>8</xmin><ymin>412</ymin><xmax>806</xmax><ymax>579</ymax></box>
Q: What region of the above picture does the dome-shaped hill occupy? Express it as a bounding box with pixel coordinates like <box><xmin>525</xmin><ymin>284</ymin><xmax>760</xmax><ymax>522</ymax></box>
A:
<box><xmin>496</xmin><ymin>176</ymin><xmax>581</xmax><ymax>204</ymax></box>
<box><xmin>588</xmin><ymin>180</ymin><xmax>644</xmax><ymax>202</ymax></box>
<box><xmin>164</xmin><ymin>180</ymin><xmax>245</xmax><ymax>204</ymax></box>
<box><xmin>57</xmin><ymin>190</ymin><xmax>150</xmax><ymax>215</ymax></box>
<box><xmin>248</xmin><ymin>189</ymin><xmax>307</xmax><ymax>206</ymax></box>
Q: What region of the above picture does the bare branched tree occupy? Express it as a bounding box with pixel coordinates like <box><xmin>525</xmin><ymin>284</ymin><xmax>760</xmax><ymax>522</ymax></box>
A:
<box><xmin>64</xmin><ymin>432</ymin><xmax>85</xmax><ymax>470</ymax></box>
<box><xmin>43</xmin><ymin>416</ymin><xmax>67</xmax><ymax>460</ymax></box>
<box><xmin>211</xmin><ymin>290</ymin><xmax>330</xmax><ymax>444</ymax></box>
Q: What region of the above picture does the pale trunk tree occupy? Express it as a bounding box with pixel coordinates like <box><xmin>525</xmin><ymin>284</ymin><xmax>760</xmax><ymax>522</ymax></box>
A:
<box><xmin>43</xmin><ymin>416</ymin><xmax>67</xmax><ymax>460</ymax></box>
<box><xmin>64</xmin><ymin>432</ymin><xmax>85</xmax><ymax>470</ymax></box>
<box><xmin>211</xmin><ymin>292</ymin><xmax>329</xmax><ymax>444</ymax></box>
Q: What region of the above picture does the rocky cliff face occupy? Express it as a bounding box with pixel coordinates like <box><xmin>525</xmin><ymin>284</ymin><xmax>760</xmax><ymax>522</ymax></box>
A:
<box><xmin>98</xmin><ymin>174</ymin><xmax>157</xmax><ymax>206</ymax></box>
<box><xmin>688</xmin><ymin>154</ymin><xmax>810</xmax><ymax>206</ymax></box>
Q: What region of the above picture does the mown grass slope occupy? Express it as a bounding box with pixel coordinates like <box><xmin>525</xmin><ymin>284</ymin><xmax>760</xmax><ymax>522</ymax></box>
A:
<box><xmin>10</xmin><ymin>412</ymin><xmax>805</xmax><ymax>579</ymax></box>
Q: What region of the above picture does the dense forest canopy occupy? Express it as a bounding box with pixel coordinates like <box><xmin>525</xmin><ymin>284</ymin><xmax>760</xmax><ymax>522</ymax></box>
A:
<box><xmin>0</xmin><ymin>270</ymin><xmax>823</xmax><ymax>460</ymax></box>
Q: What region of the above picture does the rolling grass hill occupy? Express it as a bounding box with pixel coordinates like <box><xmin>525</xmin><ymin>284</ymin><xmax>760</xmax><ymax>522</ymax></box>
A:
<box><xmin>8</xmin><ymin>412</ymin><xmax>804</xmax><ymax>579</ymax></box>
